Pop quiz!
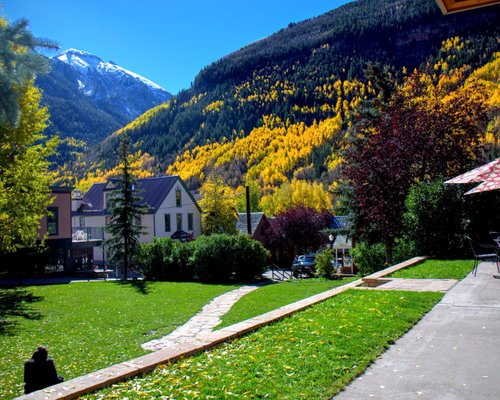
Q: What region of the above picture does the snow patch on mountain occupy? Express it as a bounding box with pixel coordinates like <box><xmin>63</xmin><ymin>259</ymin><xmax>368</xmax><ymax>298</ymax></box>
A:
<box><xmin>54</xmin><ymin>48</ymin><xmax>167</xmax><ymax>93</ymax></box>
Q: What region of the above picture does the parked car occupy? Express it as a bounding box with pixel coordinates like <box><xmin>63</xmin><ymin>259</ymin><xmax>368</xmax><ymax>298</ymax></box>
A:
<box><xmin>292</xmin><ymin>254</ymin><xmax>316</xmax><ymax>278</ymax></box>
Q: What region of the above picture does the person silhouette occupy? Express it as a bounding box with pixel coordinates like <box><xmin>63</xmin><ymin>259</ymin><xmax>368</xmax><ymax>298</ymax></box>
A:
<box><xmin>24</xmin><ymin>346</ymin><xmax>64</xmax><ymax>394</ymax></box>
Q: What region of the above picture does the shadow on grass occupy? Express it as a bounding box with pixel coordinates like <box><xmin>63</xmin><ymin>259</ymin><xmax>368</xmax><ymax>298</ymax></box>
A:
<box><xmin>113</xmin><ymin>279</ymin><xmax>152</xmax><ymax>295</ymax></box>
<box><xmin>0</xmin><ymin>287</ymin><xmax>43</xmax><ymax>336</ymax></box>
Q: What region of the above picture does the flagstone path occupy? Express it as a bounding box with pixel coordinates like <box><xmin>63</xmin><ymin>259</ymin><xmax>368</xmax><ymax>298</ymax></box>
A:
<box><xmin>142</xmin><ymin>284</ymin><xmax>264</xmax><ymax>351</ymax></box>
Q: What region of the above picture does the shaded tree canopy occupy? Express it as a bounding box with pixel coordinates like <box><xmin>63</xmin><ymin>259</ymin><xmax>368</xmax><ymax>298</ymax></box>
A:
<box><xmin>342</xmin><ymin>70</ymin><xmax>489</xmax><ymax>263</ymax></box>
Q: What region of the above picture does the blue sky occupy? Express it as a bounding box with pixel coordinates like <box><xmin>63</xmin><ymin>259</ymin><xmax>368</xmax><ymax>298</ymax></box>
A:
<box><xmin>3</xmin><ymin>1</ymin><xmax>351</xmax><ymax>94</ymax></box>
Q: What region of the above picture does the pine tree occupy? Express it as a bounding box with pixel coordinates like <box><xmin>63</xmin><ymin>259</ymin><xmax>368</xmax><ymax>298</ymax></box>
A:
<box><xmin>105</xmin><ymin>136</ymin><xmax>146</xmax><ymax>280</ymax></box>
<box><xmin>0</xmin><ymin>17</ymin><xmax>58</xmax><ymax>126</ymax></box>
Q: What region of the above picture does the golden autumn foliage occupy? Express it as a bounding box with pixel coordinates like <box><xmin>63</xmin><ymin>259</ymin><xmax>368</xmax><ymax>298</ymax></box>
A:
<box><xmin>61</xmin><ymin>35</ymin><xmax>500</xmax><ymax>218</ymax></box>
<box><xmin>76</xmin><ymin>151</ymin><xmax>155</xmax><ymax>192</ymax></box>
<box><xmin>113</xmin><ymin>102</ymin><xmax>171</xmax><ymax>137</ymax></box>
<box><xmin>260</xmin><ymin>179</ymin><xmax>333</xmax><ymax>215</ymax></box>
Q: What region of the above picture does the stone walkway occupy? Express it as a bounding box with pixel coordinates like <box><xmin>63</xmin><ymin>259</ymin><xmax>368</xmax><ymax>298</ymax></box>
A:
<box><xmin>142</xmin><ymin>284</ymin><xmax>263</xmax><ymax>351</ymax></box>
<box><xmin>359</xmin><ymin>278</ymin><xmax>458</xmax><ymax>292</ymax></box>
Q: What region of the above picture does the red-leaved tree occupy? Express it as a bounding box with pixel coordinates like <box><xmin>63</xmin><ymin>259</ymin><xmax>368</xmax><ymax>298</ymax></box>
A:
<box><xmin>268</xmin><ymin>205</ymin><xmax>332</xmax><ymax>266</ymax></box>
<box><xmin>342</xmin><ymin>71</ymin><xmax>489</xmax><ymax>263</ymax></box>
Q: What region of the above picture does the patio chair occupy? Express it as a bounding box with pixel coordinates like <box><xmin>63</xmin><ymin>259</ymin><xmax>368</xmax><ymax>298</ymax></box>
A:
<box><xmin>468</xmin><ymin>237</ymin><xmax>500</xmax><ymax>276</ymax></box>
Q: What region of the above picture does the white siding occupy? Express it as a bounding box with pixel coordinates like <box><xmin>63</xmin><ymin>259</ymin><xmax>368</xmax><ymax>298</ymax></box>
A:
<box><xmin>153</xmin><ymin>179</ymin><xmax>202</xmax><ymax>238</ymax></box>
<box><xmin>74</xmin><ymin>177</ymin><xmax>202</xmax><ymax>264</ymax></box>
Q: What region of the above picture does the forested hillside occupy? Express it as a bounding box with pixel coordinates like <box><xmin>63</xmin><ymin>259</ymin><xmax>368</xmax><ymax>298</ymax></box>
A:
<box><xmin>64</xmin><ymin>0</ymin><xmax>500</xmax><ymax>195</ymax></box>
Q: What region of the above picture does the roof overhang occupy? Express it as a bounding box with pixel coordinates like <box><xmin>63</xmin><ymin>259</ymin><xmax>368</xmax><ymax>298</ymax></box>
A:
<box><xmin>435</xmin><ymin>0</ymin><xmax>500</xmax><ymax>14</ymax></box>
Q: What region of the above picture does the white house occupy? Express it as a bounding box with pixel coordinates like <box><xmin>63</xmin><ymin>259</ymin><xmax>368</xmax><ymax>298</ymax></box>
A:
<box><xmin>71</xmin><ymin>175</ymin><xmax>202</xmax><ymax>267</ymax></box>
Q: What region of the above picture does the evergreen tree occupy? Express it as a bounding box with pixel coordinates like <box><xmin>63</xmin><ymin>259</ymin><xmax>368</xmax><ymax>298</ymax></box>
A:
<box><xmin>105</xmin><ymin>135</ymin><xmax>146</xmax><ymax>280</ymax></box>
<box><xmin>0</xmin><ymin>17</ymin><xmax>57</xmax><ymax>126</ymax></box>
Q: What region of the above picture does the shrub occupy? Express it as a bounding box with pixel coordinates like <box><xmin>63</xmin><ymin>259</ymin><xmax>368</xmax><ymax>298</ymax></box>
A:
<box><xmin>351</xmin><ymin>242</ymin><xmax>385</xmax><ymax>276</ymax></box>
<box><xmin>315</xmin><ymin>249</ymin><xmax>335</xmax><ymax>279</ymax></box>
<box><xmin>191</xmin><ymin>234</ymin><xmax>269</xmax><ymax>283</ymax></box>
<box><xmin>233</xmin><ymin>234</ymin><xmax>269</xmax><ymax>281</ymax></box>
<box><xmin>137</xmin><ymin>234</ymin><xmax>269</xmax><ymax>283</ymax></box>
<box><xmin>136</xmin><ymin>238</ymin><xmax>193</xmax><ymax>281</ymax></box>
<box><xmin>190</xmin><ymin>234</ymin><xmax>235</xmax><ymax>283</ymax></box>
<box><xmin>172</xmin><ymin>241</ymin><xmax>195</xmax><ymax>281</ymax></box>
<box><xmin>393</xmin><ymin>237</ymin><xmax>416</xmax><ymax>264</ymax></box>
<box><xmin>403</xmin><ymin>180</ymin><xmax>467</xmax><ymax>257</ymax></box>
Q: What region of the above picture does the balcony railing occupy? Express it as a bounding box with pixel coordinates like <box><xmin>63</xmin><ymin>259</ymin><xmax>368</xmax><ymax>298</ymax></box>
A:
<box><xmin>72</xmin><ymin>227</ymin><xmax>104</xmax><ymax>242</ymax></box>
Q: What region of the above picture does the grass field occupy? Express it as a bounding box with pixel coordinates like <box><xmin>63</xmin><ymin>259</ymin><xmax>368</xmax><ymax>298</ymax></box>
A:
<box><xmin>0</xmin><ymin>281</ymin><xmax>239</xmax><ymax>399</ymax></box>
<box><xmin>0</xmin><ymin>278</ymin><xmax>357</xmax><ymax>399</ymax></box>
<box><xmin>388</xmin><ymin>259</ymin><xmax>472</xmax><ymax>280</ymax></box>
<box><xmin>85</xmin><ymin>289</ymin><xmax>443</xmax><ymax>399</ymax></box>
<box><xmin>218</xmin><ymin>277</ymin><xmax>357</xmax><ymax>329</ymax></box>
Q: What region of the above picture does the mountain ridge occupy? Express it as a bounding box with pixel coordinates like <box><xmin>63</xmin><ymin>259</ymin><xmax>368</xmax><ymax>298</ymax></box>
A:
<box><xmin>61</xmin><ymin>0</ymin><xmax>500</xmax><ymax>191</ymax></box>
<box><xmin>35</xmin><ymin>48</ymin><xmax>172</xmax><ymax>149</ymax></box>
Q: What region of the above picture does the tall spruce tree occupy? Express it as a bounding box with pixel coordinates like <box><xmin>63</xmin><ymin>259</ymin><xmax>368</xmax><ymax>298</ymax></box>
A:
<box><xmin>105</xmin><ymin>135</ymin><xmax>146</xmax><ymax>280</ymax></box>
<box><xmin>0</xmin><ymin>17</ymin><xmax>57</xmax><ymax>127</ymax></box>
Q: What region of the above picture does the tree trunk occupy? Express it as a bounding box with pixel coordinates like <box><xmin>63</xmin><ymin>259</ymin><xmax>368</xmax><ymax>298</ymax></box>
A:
<box><xmin>123</xmin><ymin>236</ymin><xmax>128</xmax><ymax>280</ymax></box>
<box><xmin>385</xmin><ymin>237</ymin><xmax>394</xmax><ymax>266</ymax></box>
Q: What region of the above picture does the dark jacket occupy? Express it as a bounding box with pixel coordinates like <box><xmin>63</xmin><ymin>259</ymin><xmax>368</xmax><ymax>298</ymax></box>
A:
<box><xmin>24</xmin><ymin>358</ymin><xmax>63</xmax><ymax>394</ymax></box>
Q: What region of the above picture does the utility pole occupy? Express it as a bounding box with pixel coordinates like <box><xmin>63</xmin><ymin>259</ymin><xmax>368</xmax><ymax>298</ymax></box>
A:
<box><xmin>246</xmin><ymin>186</ymin><xmax>252</xmax><ymax>235</ymax></box>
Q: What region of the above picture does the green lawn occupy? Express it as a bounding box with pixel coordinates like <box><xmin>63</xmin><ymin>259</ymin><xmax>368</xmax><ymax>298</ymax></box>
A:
<box><xmin>218</xmin><ymin>277</ymin><xmax>357</xmax><ymax>329</ymax></box>
<box><xmin>0</xmin><ymin>281</ymin><xmax>239</xmax><ymax>399</ymax></box>
<box><xmin>389</xmin><ymin>259</ymin><xmax>473</xmax><ymax>280</ymax></box>
<box><xmin>85</xmin><ymin>289</ymin><xmax>443</xmax><ymax>400</ymax></box>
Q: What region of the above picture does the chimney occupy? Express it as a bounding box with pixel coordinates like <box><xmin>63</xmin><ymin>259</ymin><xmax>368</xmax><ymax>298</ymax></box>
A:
<box><xmin>72</xmin><ymin>189</ymin><xmax>83</xmax><ymax>211</ymax></box>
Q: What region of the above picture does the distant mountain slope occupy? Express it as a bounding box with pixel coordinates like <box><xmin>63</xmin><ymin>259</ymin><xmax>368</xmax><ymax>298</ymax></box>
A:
<box><xmin>70</xmin><ymin>0</ymin><xmax>500</xmax><ymax>190</ymax></box>
<box><xmin>36</xmin><ymin>49</ymin><xmax>172</xmax><ymax>146</ymax></box>
<box><xmin>193</xmin><ymin>0</ymin><xmax>498</xmax><ymax>90</ymax></box>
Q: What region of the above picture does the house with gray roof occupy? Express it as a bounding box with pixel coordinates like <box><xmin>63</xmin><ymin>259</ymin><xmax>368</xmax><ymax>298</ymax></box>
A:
<box><xmin>72</xmin><ymin>175</ymin><xmax>201</xmax><ymax>268</ymax></box>
<box><xmin>236</xmin><ymin>212</ymin><xmax>271</xmax><ymax>245</ymax></box>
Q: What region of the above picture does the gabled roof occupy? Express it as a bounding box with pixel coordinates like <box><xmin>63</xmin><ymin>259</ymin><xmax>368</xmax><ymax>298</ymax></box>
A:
<box><xmin>76</xmin><ymin>175</ymin><xmax>200</xmax><ymax>214</ymax></box>
<box><xmin>237</xmin><ymin>212</ymin><xmax>266</xmax><ymax>235</ymax></box>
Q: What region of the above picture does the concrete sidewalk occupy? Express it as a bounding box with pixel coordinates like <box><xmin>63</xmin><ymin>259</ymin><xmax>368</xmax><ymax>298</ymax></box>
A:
<box><xmin>334</xmin><ymin>261</ymin><xmax>500</xmax><ymax>400</ymax></box>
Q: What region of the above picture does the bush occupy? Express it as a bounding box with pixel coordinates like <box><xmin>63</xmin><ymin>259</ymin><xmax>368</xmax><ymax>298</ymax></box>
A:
<box><xmin>403</xmin><ymin>180</ymin><xmax>467</xmax><ymax>257</ymax></box>
<box><xmin>393</xmin><ymin>237</ymin><xmax>416</xmax><ymax>264</ymax></box>
<box><xmin>136</xmin><ymin>234</ymin><xmax>269</xmax><ymax>283</ymax></box>
<box><xmin>351</xmin><ymin>242</ymin><xmax>385</xmax><ymax>276</ymax></box>
<box><xmin>191</xmin><ymin>234</ymin><xmax>269</xmax><ymax>283</ymax></box>
<box><xmin>190</xmin><ymin>234</ymin><xmax>235</xmax><ymax>283</ymax></box>
<box><xmin>233</xmin><ymin>234</ymin><xmax>269</xmax><ymax>281</ymax></box>
<box><xmin>136</xmin><ymin>238</ymin><xmax>193</xmax><ymax>281</ymax></box>
<box><xmin>315</xmin><ymin>249</ymin><xmax>335</xmax><ymax>279</ymax></box>
<box><xmin>172</xmin><ymin>241</ymin><xmax>195</xmax><ymax>281</ymax></box>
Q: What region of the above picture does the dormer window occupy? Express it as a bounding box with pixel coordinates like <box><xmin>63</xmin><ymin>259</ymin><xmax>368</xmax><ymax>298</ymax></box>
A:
<box><xmin>175</xmin><ymin>188</ymin><xmax>182</xmax><ymax>207</ymax></box>
<box><xmin>105</xmin><ymin>191</ymin><xmax>117</xmax><ymax>210</ymax></box>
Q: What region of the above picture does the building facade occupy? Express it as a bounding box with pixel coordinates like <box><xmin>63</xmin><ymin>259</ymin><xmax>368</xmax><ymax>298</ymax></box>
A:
<box><xmin>72</xmin><ymin>175</ymin><xmax>202</xmax><ymax>268</ymax></box>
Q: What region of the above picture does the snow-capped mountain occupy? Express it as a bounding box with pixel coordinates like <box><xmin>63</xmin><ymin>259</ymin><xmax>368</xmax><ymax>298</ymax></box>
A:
<box><xmin>55</xmin><ymin>49</ymin><xmax>168</xmax><ymax>100</ymax></box>
<box><xmin>35</xmin><ymin>48</ymin><xmax>172</xmax><ymax>147</ymax></box>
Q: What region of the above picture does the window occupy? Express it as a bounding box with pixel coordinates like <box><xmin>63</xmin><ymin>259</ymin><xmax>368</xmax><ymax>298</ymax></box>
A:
<box><xmin>105</xmin><ymin>191</ymin><xmax>117</xmax><ymax>210</ymax></box>
<box><xmin>187</xmin><ymin>213</ymin><xmax>194</xmax><ymax>231</ymax></box>
<box><xmin>47</xmin><ymin>207</ymin><xmax>58</xmax><ymax>236</ymax></box>
<box><xmin>176</xmin><ymin>213</ymin><xmax>182</xmax><ymax>231</ymax></box>
<box><xmin>164</xmin><ymin>214</ymin><xmax>171</xmax><ymax>232</ymax></box>
<box><xmin>175</xmin><ymin>188</ymin><xmax>182</xmax><ymax>207</ymax></box>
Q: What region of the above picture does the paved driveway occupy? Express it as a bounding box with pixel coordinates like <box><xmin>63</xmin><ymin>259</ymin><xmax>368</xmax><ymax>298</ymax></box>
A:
<box><xmin>334</xmin><ymin>261</ymin><xmax>500</xmax><ymax>400</ymax></box>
